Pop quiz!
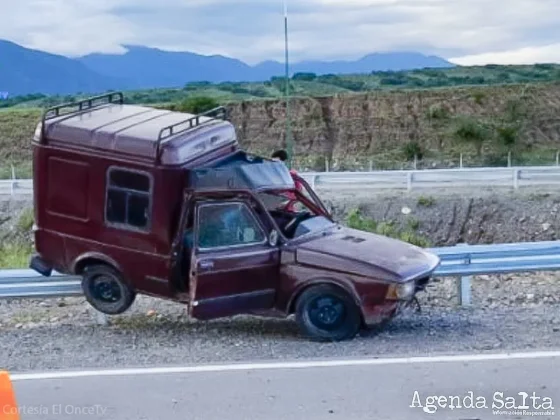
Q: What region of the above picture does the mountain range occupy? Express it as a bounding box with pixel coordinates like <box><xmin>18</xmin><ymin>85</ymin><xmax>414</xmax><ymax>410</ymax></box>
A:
<box><xmin>0</xmin><ymin>39</ymin><xmax>455</xmax><ymax>96</ymax></box>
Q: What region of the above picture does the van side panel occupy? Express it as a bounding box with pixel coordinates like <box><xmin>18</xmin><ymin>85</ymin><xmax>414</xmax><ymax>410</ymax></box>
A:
<box><xmin>46</xmin><ymin>157</ymin><xmax>90</xmax><ymax>221</ymax></box>
<box><xmin>33</xmin><ymin>144</ymin><xmax>181</xmax><ymax>298</ymax></box>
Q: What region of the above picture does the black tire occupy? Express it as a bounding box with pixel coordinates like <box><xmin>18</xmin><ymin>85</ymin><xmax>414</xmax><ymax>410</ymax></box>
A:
<box><xmin>295</xmin><ymin>284</ymin><xmax>362</xmax><ymax>342</ymax></box>
<box><xmin>81</xmin><ymin>264</ymin><xmax>136</xmax><ymax>315</ymax></box>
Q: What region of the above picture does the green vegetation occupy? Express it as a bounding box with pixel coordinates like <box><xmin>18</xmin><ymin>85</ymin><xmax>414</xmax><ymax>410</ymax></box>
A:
<box><xmin>345</xmin><ymin>208</ymin><xmax>430</xmax><ymax>247</ymax></box>
<box><xmin>3</xmin><ymin>64</ymin><xmax>560</xmax><ymax>109</ymax></box>
<box><xmin>0</xmin><ymin>242</ymin><xmax>32</xmax><ymax>269</ymax></box>
<box><xmin>1</xmin><ymin>64</ymin><xmax>560</xmax><ymax>177</ymax></box>
<box><xmin>17</xmin><ymin>208</ymin><xmax>34</xmax><ymax>232</ymax></box>
<box><xmin>417</xmin><ymin>196</ymin><xmax>436</xmax><ymax>207</ymax></box>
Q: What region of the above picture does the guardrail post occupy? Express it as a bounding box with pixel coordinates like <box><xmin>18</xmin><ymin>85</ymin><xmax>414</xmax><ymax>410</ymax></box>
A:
<box><xmin>310</xmin><ymin>175</ymin><xmax>317</xmax><ymax>190</ymax></box>
<box><xmin>406</xmin><ymin>172</ymin><xmax>413</xmax><ymax>191</ymax></box>
<box><xmin>457</xmin><ymin>276</ymin><xmax>472</xmax><ymax>306</ymax></box>
<box><xmin>513</xmin><ymin>168</ymin><xmax>520</xmax><ymax>189</ymax></box>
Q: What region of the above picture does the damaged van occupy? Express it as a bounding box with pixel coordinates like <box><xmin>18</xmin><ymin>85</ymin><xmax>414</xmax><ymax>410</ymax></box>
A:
<box><xmin>29</xmin><ymin>92</ymin><xmax>440</xmax><ymax>341</ymax></box>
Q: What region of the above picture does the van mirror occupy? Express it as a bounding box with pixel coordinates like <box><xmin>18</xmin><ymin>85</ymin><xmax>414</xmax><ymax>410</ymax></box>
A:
<box><xmin>268</xmin><ymin>229</ymin><xmax>279</xmax><ymax>247</ymax></box>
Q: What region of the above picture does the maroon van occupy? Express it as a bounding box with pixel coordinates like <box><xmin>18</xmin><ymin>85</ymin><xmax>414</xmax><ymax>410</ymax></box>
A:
<box><xmin>29</xmin><ymin>92</ymin><xmax>440</xmax><ymax>341</ymax></box>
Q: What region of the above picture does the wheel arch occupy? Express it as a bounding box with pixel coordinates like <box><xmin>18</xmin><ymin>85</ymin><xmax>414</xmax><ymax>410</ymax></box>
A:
<box><xmin>71</xmin><ymin>252</ymin><xmax>121</xmax><ymax>275</ymax></box>
<box><xmin>286</xmin><ymin>278</ymin><xmax>363</xmax><ymax>318</ymax></box>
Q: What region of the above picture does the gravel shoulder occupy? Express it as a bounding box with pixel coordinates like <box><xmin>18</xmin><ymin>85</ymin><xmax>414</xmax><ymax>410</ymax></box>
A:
<box><xmin>1</xmin><ymin>273</ymin><xmax>559</xmax><ymax>373</ymax></box>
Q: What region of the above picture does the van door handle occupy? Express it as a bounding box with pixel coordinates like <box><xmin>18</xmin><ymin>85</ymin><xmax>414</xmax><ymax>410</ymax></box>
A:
<box><xmin>199</xmin><ymin>260</ymin><xmax>214</xmax><ymax>270</ymax></box>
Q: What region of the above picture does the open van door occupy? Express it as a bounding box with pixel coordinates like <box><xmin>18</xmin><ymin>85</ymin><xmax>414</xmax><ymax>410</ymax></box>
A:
<box><xmin>188</xmin><ymin>199</ymin><xmax>281</xmax><ymax>320</ymax></box>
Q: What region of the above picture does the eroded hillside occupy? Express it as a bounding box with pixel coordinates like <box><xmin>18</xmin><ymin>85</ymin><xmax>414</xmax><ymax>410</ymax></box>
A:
<box><xmin>2</xmin><ymin>82</ymin><xmax>560</xmax><ymax>170</ymax></box>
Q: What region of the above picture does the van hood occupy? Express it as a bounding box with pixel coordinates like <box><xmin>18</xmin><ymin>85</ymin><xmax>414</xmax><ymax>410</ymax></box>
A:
<box><xmin>294</xmin><ymin>227</ymin><xmax>440</xmax><ymax>283</ymax></box>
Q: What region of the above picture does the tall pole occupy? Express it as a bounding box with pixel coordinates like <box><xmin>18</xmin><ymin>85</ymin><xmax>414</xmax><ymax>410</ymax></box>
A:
<box><xmin>284</xmin><ymin>0</ymin><xmax>293</xmax><ymax>168</ymax></box>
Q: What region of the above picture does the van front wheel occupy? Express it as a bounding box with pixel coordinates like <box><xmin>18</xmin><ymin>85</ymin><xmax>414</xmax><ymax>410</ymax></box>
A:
<box><xmin>81</xmin><ymin>265</ymin><xmax>136</xmax><ymax>315</ymax></box>
<box><xmin>295</xmin><ymin>284</ymin><xmax>361</xmax><ymax>342</ymax></box>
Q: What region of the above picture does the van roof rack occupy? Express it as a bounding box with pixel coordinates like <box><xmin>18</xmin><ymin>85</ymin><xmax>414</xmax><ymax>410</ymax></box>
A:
<box><xmin>155</xmin><ymin>106</ymin><xmax>228</xmax><ymax>162</ymax></box>
<box><xmin>157</xmin><ymin>106</ymin><xmax>228</xmax><ymax>141</ymax></box>
<box><xmin>41</xmin><ymin>92</ymin><xmax>124</xmax><ymax>123</ymax></box>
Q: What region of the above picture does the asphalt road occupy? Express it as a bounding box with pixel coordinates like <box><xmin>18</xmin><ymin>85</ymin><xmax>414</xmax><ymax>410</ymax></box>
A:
<box><xmin>9</xmin><ymin>352</ymin><xmax>560</xmax><ymax>420</ymax></box>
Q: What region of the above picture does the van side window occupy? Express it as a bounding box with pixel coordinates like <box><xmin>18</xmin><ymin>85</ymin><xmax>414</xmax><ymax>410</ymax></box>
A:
<box><xmin>105</xmin><ymin>168</ymin><xmax>152</xmax><ymax>230</ymax></box>
<box><xmin>196</xmin><ymin>202</ymin><xmax>266</xmax><ymax>249</ymax></box>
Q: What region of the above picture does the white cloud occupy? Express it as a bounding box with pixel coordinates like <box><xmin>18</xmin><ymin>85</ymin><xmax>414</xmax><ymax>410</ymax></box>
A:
<box><xmin>1</xmin><ymin>0</ymin><xmax>559</xmax><ymax>64</ymax></box>
<box><xmin>450</xmin><ymin>43</ymin><xmax>560</xmax><ymax>65</ymax></box>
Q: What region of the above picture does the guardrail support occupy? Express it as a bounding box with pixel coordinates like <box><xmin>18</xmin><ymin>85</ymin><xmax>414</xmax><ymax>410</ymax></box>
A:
<box><xmin>513</xmin><ymin>169</ymin><xmax>520</xmax><ymax>189</ymax></box>
<box><xmin>457</xmin><ymin>276</ymin><xmax>472</xmax><ymax>306</ymax></box>
<box><xmin>407</xmin><ymin>172</ymin><xmax>413</xmax><ymax>191</ymax></box>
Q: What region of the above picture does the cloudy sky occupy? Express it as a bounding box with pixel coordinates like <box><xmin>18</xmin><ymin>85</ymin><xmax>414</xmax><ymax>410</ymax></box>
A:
<box><xmin>2</xmin><ymin>0</ymin><xmax>560</xmax><ymax>65</ymax></box>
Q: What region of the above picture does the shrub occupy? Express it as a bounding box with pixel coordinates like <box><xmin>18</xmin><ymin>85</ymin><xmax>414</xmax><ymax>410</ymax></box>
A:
<box><xmin>453</xmin><ymin>118</ymin><xmax>489</xmax><ymax>156</ymax></box>
<box><xmin>176</xmin><ymin>96</ymin><xmax>220</xmax><ymax>114</ymax></box>
<box><xmin>402</xmin><ymin>141</ymin><xmax>424</xmax><ymax>161</ymax></box>
<box><xmin>345</xmin><ymin>209</ymin><xmax>431</xmax><ymax>247</ymax></box>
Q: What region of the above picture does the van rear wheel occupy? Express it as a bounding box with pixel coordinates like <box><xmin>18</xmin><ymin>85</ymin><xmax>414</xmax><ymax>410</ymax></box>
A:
<box><xmin>81</xmin><ymin>265</ymin><xmax>136</xmax><ymax>315</ymax></box>
<box><xmin>295</xmin><ymin>284</ymin><xmax>361</xmax><ymax>342</ymax></box>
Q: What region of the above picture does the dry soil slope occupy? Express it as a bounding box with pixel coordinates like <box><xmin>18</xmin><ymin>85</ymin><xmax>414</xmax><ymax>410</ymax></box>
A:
<box><xmin>2</xmin><ymin>82</ymin><xmax>560</xmax><ymax>165</ymax></box>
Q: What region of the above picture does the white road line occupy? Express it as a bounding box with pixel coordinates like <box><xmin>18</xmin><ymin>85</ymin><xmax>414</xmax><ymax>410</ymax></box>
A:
<box><xmin>9</xmin><ymin>350</ymin><xmax>560</xmax><ymax>382</ymax></box>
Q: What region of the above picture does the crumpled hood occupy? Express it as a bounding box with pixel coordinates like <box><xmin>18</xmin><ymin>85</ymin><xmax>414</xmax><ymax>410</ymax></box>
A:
<box><xmin>295</xmin><ymin>227</ymin><xmax>440</xmax><ymax>283</ymax></box>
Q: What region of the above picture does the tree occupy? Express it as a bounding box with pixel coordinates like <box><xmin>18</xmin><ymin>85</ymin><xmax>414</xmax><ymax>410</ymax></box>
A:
<box><xmin>292</xmin><ymin>72</ymin><xmax>317</xmax><ymax>81</ymax></box>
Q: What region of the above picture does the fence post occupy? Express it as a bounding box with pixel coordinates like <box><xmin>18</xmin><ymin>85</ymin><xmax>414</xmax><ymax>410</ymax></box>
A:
<box><xmin>556</xmin><ymin>151</ymin><xmax>559</xmax><ymax>166</ymax></box>
<box><xmin>458</xmin><ymin>276</ymin><xmax>472</xmax><ymax>306</ymax></box>
<box><xmin>10</xmin><ymin>165</ymin><xmax>15</xmax><ymax>196</ymax></box>
<box><xmin>507</xmin><ymin>151</ymin><xmax>512</xmax><ymax>167</ymax></box>
<box><xmin>513</xmin><ymin>168</ymin><xmax>520</xmax><ymax>189</ymax></box>
<box><xmin>459</xmin><ymin>153</ymin><xmax>463</xmax><ymax>168</ymax></box>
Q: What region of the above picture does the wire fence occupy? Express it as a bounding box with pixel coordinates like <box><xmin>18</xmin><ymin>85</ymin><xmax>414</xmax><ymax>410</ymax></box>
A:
<box><xmin>2</xmin><ymin>150</ymin><xmax>560</xmax><ymax>179</ymax></box>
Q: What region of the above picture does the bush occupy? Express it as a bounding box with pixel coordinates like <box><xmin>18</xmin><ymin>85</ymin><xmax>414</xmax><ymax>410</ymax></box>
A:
<box><xmin>496</xmin><ymin>125</ymin><xmax>518</xmax><ymax>148</ymax></box>
<box><xmin>176</xmin><ymin>96</ymin><xmax>220</xmax><ymax>114</ymax></box>
<box><xmin>402</xmin><ymin>141</ymin><xmax>424</xmax><ymax>161</ymax></box>
<box><xmin>453</xmin><ymin>118</ymin><xmax>489</xmax><ymax>156</ymax></box>
<box><xmin>345</xmin><ymin>209</ymin><xmax>430</xmax><ymax>247</ymax></box>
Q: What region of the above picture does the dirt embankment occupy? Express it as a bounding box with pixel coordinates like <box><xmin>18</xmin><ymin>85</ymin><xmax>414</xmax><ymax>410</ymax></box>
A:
<box><xmin>227</xmin><ymin>83</ymin><xmax>560</xmax><ymax>165</ymax></box>
<box><xmin>2</xmin><ymin>188</ymin><xmax>560</xmax><ymax>249</ymax></box>
<box><xmin>3</xmin><ymin>83</ymin><xmax>560</xmax><ymax>167</ymax></box>
<box><xmin>320</xmin><ymin>188</ymin><xmax>560</xmax><ymax>246</ymax></box>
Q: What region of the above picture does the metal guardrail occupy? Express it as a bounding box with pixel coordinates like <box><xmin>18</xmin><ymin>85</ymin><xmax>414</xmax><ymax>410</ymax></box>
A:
<box><xmin>300</xmin><ymin>166</ymin><xmax>560</xmax><ymax>191</ymax></box>
<box><xmin>1</xmin><ymin>241</ymin><xmax>559</xmax><ymax>311</ymax></box>
<box><xmin>3</xmin><ymin>166</ymin><xmax>560</xmax><ymax>195</ymax></box>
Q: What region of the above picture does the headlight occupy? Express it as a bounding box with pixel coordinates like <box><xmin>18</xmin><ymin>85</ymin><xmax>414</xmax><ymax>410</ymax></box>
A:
<box><xmin>396</xmin><ymin>281</ymin><xmax>416</xmax><ymax>300</ymax></box>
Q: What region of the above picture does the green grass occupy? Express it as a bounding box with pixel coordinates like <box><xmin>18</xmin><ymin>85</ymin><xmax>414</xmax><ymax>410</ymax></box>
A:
<box><xmin>345</xmin><ymin>208</ymin><xmax>431</xmax><ymax>248</ymax></box>
<box><xmin>0</xmin><ymin>241</ymin><xmax>33</xmax><ymax>269</ymax></box>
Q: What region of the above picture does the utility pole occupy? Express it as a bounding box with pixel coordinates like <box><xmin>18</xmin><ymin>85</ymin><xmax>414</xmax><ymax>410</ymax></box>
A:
<box><xmin>283</xmin><ymin>0</ymin><xmax>293</xmax><ymax>168</ymax></box>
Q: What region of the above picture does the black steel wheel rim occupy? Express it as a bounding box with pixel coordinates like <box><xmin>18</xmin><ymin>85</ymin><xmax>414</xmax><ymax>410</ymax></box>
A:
<box><xmin>91</xmin><ymin>275</ymin><xmax>122</xmax><ymax>303</ymax></box>
<box><xmin>307</xmin><ymin>295</ymin><xmax>346</xmax><ymax>331</ymax></box>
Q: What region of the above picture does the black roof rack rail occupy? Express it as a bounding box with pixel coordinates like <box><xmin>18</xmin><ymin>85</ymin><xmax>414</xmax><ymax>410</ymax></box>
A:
<box><xmin>155</xmin><ymin>106</ymin><xmax>228</xmax><ymax>163</ymax></box>
<box><xmin>39</xmin><ymin>92</ymin><xmax>124</xmax><ymax>143</ymax></box>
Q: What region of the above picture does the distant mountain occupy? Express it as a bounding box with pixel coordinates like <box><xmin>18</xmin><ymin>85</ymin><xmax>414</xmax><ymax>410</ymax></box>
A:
<box><xmin>0</xmin><ymin>40</ymin><xmax>127</xmax><ymax>96</ymax></box>
<box><xmin>78</xmin><ymin>45</ymin><xmax>255</xmax><ymax>88</ymax></box>
<box><xmin>80</xmin><ymin>47</ymin><xmax>455</xmax><ymax>88</ymax></box>
<box><xmin>254</xmin><ymin>52</ymin><xmax>454</xmax><ymax>76</ymax></box>
<box><xmin>0</xmin><ymin>40</ymin><xmax>455</xmax><ymax>96</ymax></box>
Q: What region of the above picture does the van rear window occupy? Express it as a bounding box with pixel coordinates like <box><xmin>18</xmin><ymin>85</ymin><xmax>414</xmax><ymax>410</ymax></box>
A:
<box><xmin>105</xmin><ymin>168</ymin><xmax>152</xmax><ymax>231</ymax></box>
